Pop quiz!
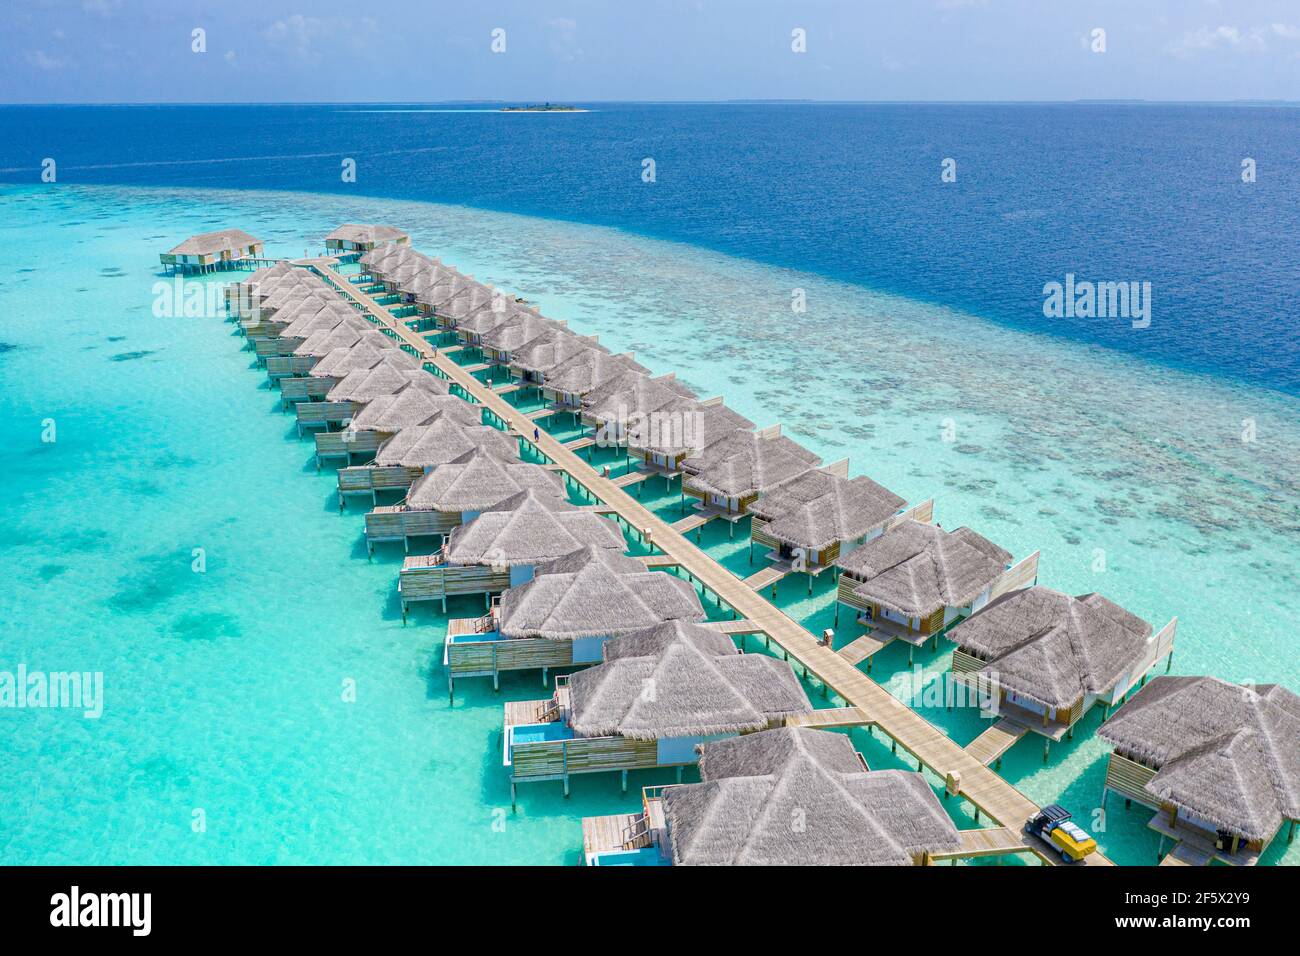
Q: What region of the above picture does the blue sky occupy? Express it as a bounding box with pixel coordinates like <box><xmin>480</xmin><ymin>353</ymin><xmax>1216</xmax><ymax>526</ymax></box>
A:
<box><xmin>4</xmin><ymin>0</ymin><xmax>1300</xmax><ymax>103</ymax></box>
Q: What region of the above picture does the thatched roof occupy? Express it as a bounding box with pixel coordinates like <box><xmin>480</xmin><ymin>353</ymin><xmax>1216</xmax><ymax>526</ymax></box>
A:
<box><xmin>750</xmin><ymin>470</ymin><xmax>906</xmax><ymax>552</ymax></box>
<box><xmin>416</xmin><ymin>275</ymin><xmax>481</xmax><ymax>310</ymax></box>
<box><xmin>308</xmin><ymin>340</ymin><xmax>409</xmax><ymax>379</ymax></box>
<box><xmin>583</xmin><ymin>374</ymin><xmax>699</xmax><ymax>426</ymax></box>
<box><xmin>629</xmin><ymin>400</ymin><xmax>755</xmax><ymax>460</ymax></box>
<box><xmin>346</xmin><ymin>389</ymin><xmax>480</xmax><ymax>433</ymax></box>
<box><xmin>443</xmin><ymin>496</ymin><xmax>626</xmax><ymax>567</ymax></box>
<box><xmin>511</xmin><ymin>334</ymin><xmax>607</xmax><ymax>377</ymax></box>
<box><xmin>542</xmin><ymin>350</ymin><xmax>648</xmax><ymax>396</ymax></box>
<box><xmin>455</xmin><ymin>299</ymin><xmax>526</xmax><ymax>336</ymax></box>
<box><xmin>278</xmin><ymin>308</ymin><xmax>368</xmax><ymax>341</ymax></box>
<box><xmin>168</xmin><ymin>228</ymin><xmax>260</xmax><ymax>255</ymax></box>
<box><xmin>1099</xmin><ymin>676</ymin><xmax>1300</xmax><ymax>841</ymax></box>
<box><xmin>566</xmin><ymin>635</ymin><xmax>810</xmax><ymax>740</ymax></box>
<box><xmin>293</xmin><ymin>325</ymin><xmax>365</xmax><ymax>358</ymax></box>
<box><xmin>497</xmin><ymin>563</ymin><xmax>705</xmax><ymax>640</ymax></box>
<box><xmin>326</xmin><ymin>365</ymin><xmax>450</xmax><ymax>404</ymax></box>
<box><xmin>601</xmin><ymin>620</ymin><xmax>738</xmax><ymax>662</ymax></box>
<box><xmin>359</xmin><ymin>244</ymin><xmax>407</xmax><ymax>269</ymax></box>
<box><xmin>660</xmin><ymin>727</ymin><xmax>962</xmax><ymax>865</ymax></box>
<box><xmin>406</xmin><ymin>457</ymin><xmax>568</xmax><ymax>513</ymax></box>
<box><xmin>480</xmin><ymin>315</ymin><xmax>565</xmax><ymax>355</ymax></box>
<box><xmin>949</xmin><ymin>587</ymin><xmax>1152</xmax><ymax>710</ymax></box>
<box><xmin>682</xmin><ymin>431</ymin><xmax>822</xmax><ymax>501</ymax></box>
<box><xmin>532</xmin><ymin>545</ymin><xmax>648</xmax><ymax>577</ymax></box>
<box><xmin>326</xmin><ymin>224</ymin><xmax>409</xmax><ymax>244</ymax></box>
<box><xmin>373</xmin><ymin>420</ymin><xmax>519</xmax><ymax>468</ymax></box>
<box><xmin>835</xmin><ymin>519</ymin><xmax>1011</xmax><ymax>617</ymax></box>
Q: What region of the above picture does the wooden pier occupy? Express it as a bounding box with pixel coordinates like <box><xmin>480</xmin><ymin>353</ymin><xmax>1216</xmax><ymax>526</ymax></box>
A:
<box><xmin>965</xmin><ymin>717</ymin><xmax>1030</xmax><ymax>768</ymax></box>
<box><xmin>306</xmin><ymin>260</ymin><xmax>1112</xmax><ymax>867</ymax></box>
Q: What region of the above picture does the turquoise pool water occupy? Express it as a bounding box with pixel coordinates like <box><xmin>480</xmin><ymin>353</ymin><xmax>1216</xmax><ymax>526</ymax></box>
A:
<box><xmin>1</xmin><ymin>183</ymin><xmax>1295</xmax><ymax>865</ymax></box>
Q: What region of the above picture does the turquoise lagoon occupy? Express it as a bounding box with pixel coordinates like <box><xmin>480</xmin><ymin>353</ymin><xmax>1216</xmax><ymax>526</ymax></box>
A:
<box><xmin>0</xmin><ymin>183</ymin><xmax>1296</xmax><ymax>865</ymax></box>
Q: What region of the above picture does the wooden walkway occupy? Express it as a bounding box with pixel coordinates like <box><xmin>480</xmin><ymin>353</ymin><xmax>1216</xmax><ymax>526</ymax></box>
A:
<box><xmin>785</xmin><ymin>707</ymin><xmax>872</xmax><ymax>730</ymax></box>
<box><xmin>839</xmin><ymin>632</ymin><xmax>891</xmax><ymax>667</ymax></box>
<box><xmin>702</xmin><ymin>619</ymin><xmax>765</xmax><ymax>636</ymax></box>
<box><xmin>742</xmin><ymin>565</ymin><xmax>788</xmax><ymax>591</ymax></box>
<box><xmin>309</xmin><ymin>261</ymin><xmax>1112</xmax><ymax>867</ymax></box>
<box><xmin>638</xmin><ymin>555</ymin><xmax>680</xmax><ymax>570</ymax></box>
<box><xmin>612</xmin><ymin>470</ymin><xmax>651</xmax><ymax>488</ymax></box>
<box><xmin>966</xmin><ymin>717</ymin><xmax>1031</xmax><ymax>767</ymax></box>
<box><xmin>932</xmin><ymin>826</ymin><xmax>1032</xmax><ymax>862</ymax></box>
<box><xmin>1160</xmin><ymin>842</ymin><xmax>1214</xmax><ymax>867</ymax></box>
<box><xmin>671</xmin><ymin>512</ymin><xmax>715</xmax><ymax>535</ymax></box>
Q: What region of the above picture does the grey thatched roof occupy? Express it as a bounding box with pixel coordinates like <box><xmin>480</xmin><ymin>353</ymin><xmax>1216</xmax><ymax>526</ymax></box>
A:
<box><xmin>480</xmin><ymin>314</ymin><xmax>564</xmax><ymax>354</ymax></box>
<box><xmin>835</xmin><ymin>519</ymin><xmax>1011</xmax><ymax>617</ymax></box>
<box><xmin>542</xmin><ymin>350</ymin><xmax>648</xmax><ymax>397</ymax></box>
<box><xmin>373</xmin><ymin>420</ymin><xmax>519</xmax><ymax>468</ymax></box>
<box><xmin>566</xmin><ymin>634</ymin><xmax>811</xmax><ymax>740</ymax></box>
<box><xmin>532</xmin><ymin>545</ymin><xmax>648</xmax><ymax>578</ymax></box>
<box><xmin>346</xmin><ymin>389</ymin><xmax>481</xmax><ymax>433</ymax></box>
<box><xmin>949</xmin><ymin>586</ymin><xmax>1152</xmax><ymax>710</ymax></box>
<box><xmin>443</xmin><ymin>495</ymin><xmax>627</xmax><ymax>567</ymax></box>
<box><xmin>601</xmin><ymin>620</ymin><xmax>738</xmax><ymax>662</ymax></box>
<box><xmin>455</xmin><ymin>299</ymin><xmax>527</xmax><ymax>335</ymax></box>
<box><xmin>1099</xmin><ymin>676</ymin><xmax>1300</xmax><ymax>841</ymax></box>
<box><xmin>750</xmin><ymin>470</ymin><xmax>906</xmax><ymax>552</ymax></box>
<box><xmin>326</xmin><ymin>224</ymin><xmax>409</xmax><ymax>244</ymax></box>
<box><xmin>661</xmin><ymin>727</ymin><xmax>962</xmax><ymax>865</ymax></box>
<box><xmin>497</xmin><ymin>563</ymin><xmax>705</xmax><ymax>640</ymax></box>
<box><xmin>359</xmin><ymin>243</ymin><xmax>408</xmax><ymax>269</ymax></box>
<box><xmin>405</xmin><ymin>457</ymin><xmax>568</xmax><ymax>513</ymax></box>
<box><xmin>293</xmin><ymin>325</ymin><xmax>366</xmax><ymax>358</ymax></box>
<box><xmin>583</xmin><ymin>373</ymin><xmax>697</xmax><ymax>425</ymax></box>
<box><xmin>278</xmin><ymin>308</ymin><xmax>368</xmax><ymax>341</ymax></box>
<box><xmin>326</xmin><ymin>365</ymin><xmax>450</xmax><ymax>404</ymax></box>
<box><xmin>308</xmin><ymin>340</ymin><xmax>408</xmax><ymax>379</ymax></box>
<box><xmin>511</xmin><ymin>334</ymin><xmax>607</xmax><ymax>377</ymax></box>
<box><xmin>682</xmin><ymin>431</ymin><xmax>822</xmax><ymax>501</ymax></box>
<box><xmin>629</xmin><ymin>400</ymin><xmax>755</xmax><ymax>460</ymax></box>
<box><xmin>419</xmin><ymin>277</ymin><xmax>486</xmax><ymax>311</ymax></box>
<box><xmin>168</xmin><ymin>228</ymin><xmax>260</xmax><ymax>255</ymax></box>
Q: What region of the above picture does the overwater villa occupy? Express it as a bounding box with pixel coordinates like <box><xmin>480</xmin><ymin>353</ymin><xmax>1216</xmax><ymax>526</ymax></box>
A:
<box><xmin>1099</xmin><ymin>676</ymin><xmax>1299</xmax><ymax>865</ymax></box>
<box><xmin>680</xmin><ymin>425</ymin><xmax>822</xmax><ymax>531</ymax></box>
<box><xmin>538</xmin><ymin>350</ymin><xmax>649</xmax><ymax>417</ymax></box>
<box><xmin>296</xmin><ymin>363</ymin><xmax>449</xmax><ymax>436</ymax></box>
<box><xmin>834</xmin><ymin>512</ymin><xmax>1039</xmax><ymax>668</ymax></box>
<box><xmin>445</xmin><ymin>547</ymin><xmax>706</xmax><ymax>695</ymax></box>
<box><xmin>582</xmin><ymin>726</ymin><xmax>962</xmax><ymax>866</ymax></box>
<box><xmin>503</xmin><ymin>620</ymin><xmax>811</xmax><ymax>805</ymax></box>
<box><xmin>507</xmin><ymin>333</ymin><xmax>606</xmax><ymax>394</ymax></box>
<box><xmin>947</xmin><ymin>587</ymin><xmax>1177</xmax><ymax>756</ymax></box>
<box><xmin>480</xmin><ymin>313</ymin><xmax>568</xmax><ymax>374</ymax></box>
<box><xmin>397</xmin><ymin>491</ymin><xmax>626</xmax><ymax>617</ymax></box>
<box><xmin>339</xmin><ymin>417</ymin><xmax>519</xmax><ymax>507</ymax></box>
<box><xmin>256</xmin><ymin>303</ymin><xmax>366</xmax><ymax>367</ymax></box>
<box><xmin>160</xmin><ymin>228</ymin><xmax>264</xmax><ymax>274</ymax></box>
<box><xmin>324</xmin><ymin>224</ymin><xmax>410</xmax><ymax>256</ymax></box>
<box><xmin>455</xmin><ymin>301</ymin><xmax>537</xmax><ymax>351</ymax></box>
<box><xmin>581</xmin><ymin>372</ymin><xmax>698</xmax><ymax>446</ymax></box>
<box><xmin>281</xmin><ymin>334</ymin><xmax>411</xmax><ymax>403</ymax></box>
<box><xmin>627</xmin><ymin>397</ymin><xmax>755</xmax><ymax>483</ymax></box>
<box><xmin>748</xmin><ymin>461</ymin><xmax>906</xmax><ymax>590</ymax></box>
<box><xmin>325</xmin><ymin>387</ymin><xmax>482</xmax><ymax>472</ymax></box>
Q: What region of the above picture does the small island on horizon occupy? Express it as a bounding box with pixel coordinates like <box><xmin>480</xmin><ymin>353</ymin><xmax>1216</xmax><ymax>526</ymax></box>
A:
<box><xmin>500</xmin><ymin>103</ymin><xmax>586</xmax><ymax>112</ymax></box>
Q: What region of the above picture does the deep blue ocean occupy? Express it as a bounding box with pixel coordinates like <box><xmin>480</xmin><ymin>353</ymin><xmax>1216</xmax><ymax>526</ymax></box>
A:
<box><xmin>3</xmin><ymin>102</ymin><xmax>1297</xmax><ymax>392</ymax></box>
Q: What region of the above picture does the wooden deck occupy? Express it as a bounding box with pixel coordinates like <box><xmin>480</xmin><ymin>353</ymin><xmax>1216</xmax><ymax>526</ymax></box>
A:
<box><xmin>308</xmin><ymin>260</ymin><xmax>1111</xmax><ymax>866</ymax></box>
<box><xmin>784</xmin><ymin>707</ymin><xmax>872</xmax><ymax>730</ymax></box>
<box><xmin>838</xmin><ymin>632</ymin><xmax>891</xmax><ymax>667</ymax></box>
<box><xmin>742</xmin><ymin>565</ymin><xmax>788</xmax><ymax>591</ymax></box>
<box><xmin>932</xmin><ymin>826</ymin><xmax>1032</xmax><ymax>862</ymax></box>
<box><xmin>965</xmin><ymin>717</ymin><xmax>1030</xmax><ymax>767</ymax></box>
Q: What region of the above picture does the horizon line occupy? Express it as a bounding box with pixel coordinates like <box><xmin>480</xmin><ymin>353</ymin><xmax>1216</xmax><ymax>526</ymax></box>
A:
<box><xmin>4</xmin><ymin>98</ymin><xmax>1300</xmax><ymax>108</ymax></box>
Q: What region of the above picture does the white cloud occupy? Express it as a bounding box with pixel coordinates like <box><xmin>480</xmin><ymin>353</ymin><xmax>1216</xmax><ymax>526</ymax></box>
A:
<box><xmin>26</xmin><ymin>49</ymin><xmax>65</xmax><ymax>70</ymax></box>
<box><xmin>1167</xmin><ymin>23</ymin><xmax>1300</xmax><ymax>57</ymax></box>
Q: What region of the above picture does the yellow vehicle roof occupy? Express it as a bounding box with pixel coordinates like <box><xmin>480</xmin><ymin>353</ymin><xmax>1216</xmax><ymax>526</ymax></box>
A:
<box><xmin>1053</xmin><ymin>822</ymin><xmax>1097</xmax><ymax>853</ymax></box>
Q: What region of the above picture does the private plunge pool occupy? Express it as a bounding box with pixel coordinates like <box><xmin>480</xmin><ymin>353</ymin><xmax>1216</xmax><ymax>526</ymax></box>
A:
<box><xmin>503</xmin><ymin>722</ymin><xmax>576</xmax><ymax>766</ymax></box>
